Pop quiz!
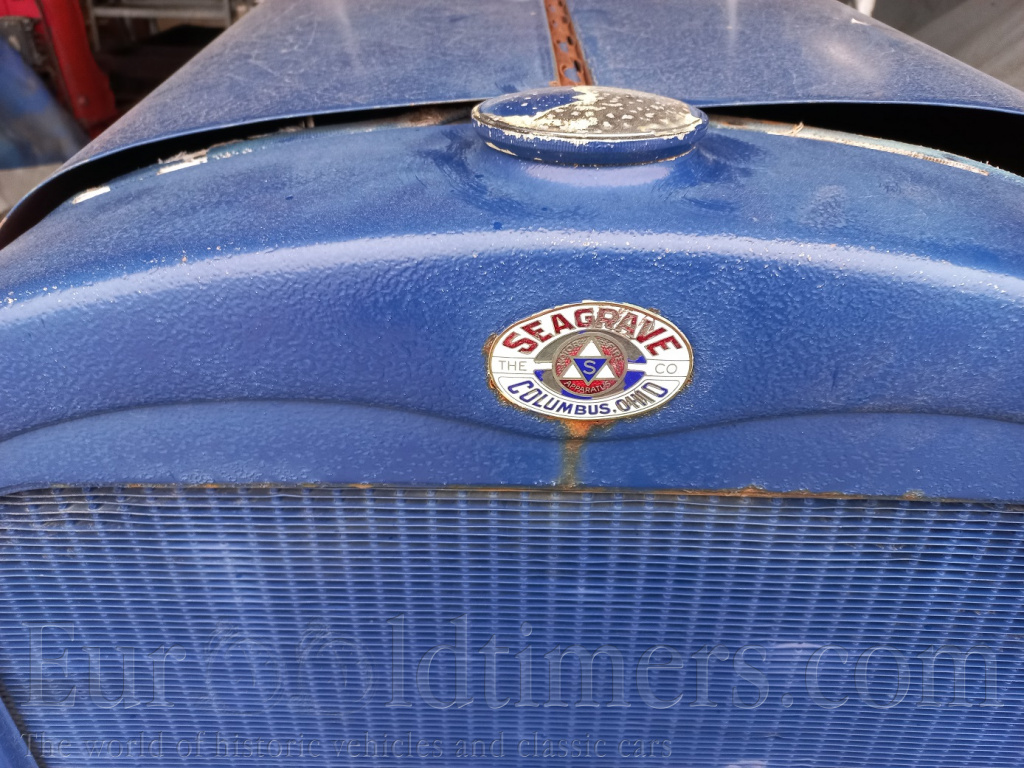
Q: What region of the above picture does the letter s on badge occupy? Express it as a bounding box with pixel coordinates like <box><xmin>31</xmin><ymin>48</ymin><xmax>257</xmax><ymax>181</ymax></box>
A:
<box><xmin>487</xmin><ymin>301</ymin><xmax>693</xmax><ymax>421</ymax></box>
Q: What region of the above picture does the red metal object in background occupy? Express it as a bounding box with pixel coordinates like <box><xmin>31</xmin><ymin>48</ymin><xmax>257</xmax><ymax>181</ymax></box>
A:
<box><xmin>0</xmin><ymin>0</ymin><xmax>117</xmax><ymax>135</ymax></box>
<box><xmin>0</xmin><ymin>0</ymin><xmax>40</xmax><ymax>15</ymax></box>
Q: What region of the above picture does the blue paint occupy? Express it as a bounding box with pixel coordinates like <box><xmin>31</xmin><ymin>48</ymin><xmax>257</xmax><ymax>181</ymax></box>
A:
<box><xmin>0</xmin><ymin>403</ymin><xmax>563</xmax><ymax>490</ymax></box>
<box><xmin>0</xmin><ymin>688</ymin><xmax>37</xmax><ymax>768</ymax></box>
<box><xmin>1</xmin><ymin>487</ymin><xmax>1024</xmax><ymax>768</ymax></box>
<box><xmin>1</xmin><ymin>4</ymin><xmax>1023</xmax><ymax>766</ymax></box>
<box><xmin>50</xmin><ymin>0</ymin><xmax>557</xmax><ymax>170</ymax></box>
<box><xmin>2</xmin><ymin>407</ymin><xmax>1024</xmax><ymax>502</ymax></box>
<box><xmin>0</xmin><ymin>41</ymin><xmax>84</xmax><ymax>170</ymax></box>
<box><xmin>0</xmin><ymin>119</ymin><xmax>1023</xmax><ymax>500</ymax></box>
<box><xmin>56</xmin><ymin>0</ymin><xmax>1024</xmax><ymax>169</ymax></box>
<box><xmin>7</xmin><ymin>0</ymin><xmax>1024</xmax><ymax>243</ymax></box>
<box><xmin>621</xmin><ymin>370</ymin><xmax>644</xmax><ymax>390</ymax></box>
<box><xmin>569</xmin><ymin>0</ymin><xmax>1024</xmax><ymax>114</ymax></box>
<box><xmin>573</xmin><ymin>358</ymin><xmax>601</xmax><ymax>382</ymax></box>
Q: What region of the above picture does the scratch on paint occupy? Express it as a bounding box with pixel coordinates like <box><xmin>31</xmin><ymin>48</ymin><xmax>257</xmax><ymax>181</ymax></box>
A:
<box><xmin>157</xmin><ymin>156</ymin><xmax>208</xmax><ymax>175</ymax></box>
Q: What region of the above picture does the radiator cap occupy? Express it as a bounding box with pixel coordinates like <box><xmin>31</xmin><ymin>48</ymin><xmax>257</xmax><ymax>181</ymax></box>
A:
<box><xmin>472</xmin><ymin>86</ymin><xmax>708</xmax><ymax>166</ymax></box>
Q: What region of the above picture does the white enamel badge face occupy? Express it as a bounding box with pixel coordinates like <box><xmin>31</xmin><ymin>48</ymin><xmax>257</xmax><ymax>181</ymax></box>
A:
<box><xmin>488</xmin><ymin>301</ymin><xmax>692</xmax><ymax>421</ymax></box>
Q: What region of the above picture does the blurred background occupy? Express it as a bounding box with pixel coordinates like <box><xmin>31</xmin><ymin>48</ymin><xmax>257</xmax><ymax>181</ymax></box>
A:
<box><xmin>1</xmin><ymin>0</ymin><xmax>1023</xmax><ymax>216</ymax></box>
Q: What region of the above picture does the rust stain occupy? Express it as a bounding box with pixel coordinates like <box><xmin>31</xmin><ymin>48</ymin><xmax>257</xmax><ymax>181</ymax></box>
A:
<box><xmin>482</xmin><ymin>328</ymin><xmax>608</xmax><ymax>486</ymax></box>
<box><xmin>67</xmin><ymin>483</ymin><xmax>997</xmax><ymax>505</ymax></box>
<box><xmin>558</xmin><ymin>419</ymin><xmax>611</xmax><ymax>487</ymax></box>
<box><xmin>481</xmin><ymin>332</ymin><xmax>496</xmax><ymax>359</ymax></box>
<box><xmin>676</xmin><ymin>484</ymin><xmax>867</xmax><ymax>501</ymax></box>
<box><xmin>544</xmin><ymin>0</ymin><xmax>593</xmax><ymax>86</ymax></box>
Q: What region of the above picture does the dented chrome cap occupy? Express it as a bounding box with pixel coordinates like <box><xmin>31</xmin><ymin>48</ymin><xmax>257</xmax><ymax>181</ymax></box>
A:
<box><xmin>472</xmin><ymin>86</ymin><xmax>708</xmax><ymax>166</ymax></box>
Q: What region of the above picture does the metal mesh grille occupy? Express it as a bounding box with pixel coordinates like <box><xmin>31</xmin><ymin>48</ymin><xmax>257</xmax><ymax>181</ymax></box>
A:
<box><xmin>1</xmin><ymin>486</ymin><xmax>1023</xmax><ymax>767</ymax></box>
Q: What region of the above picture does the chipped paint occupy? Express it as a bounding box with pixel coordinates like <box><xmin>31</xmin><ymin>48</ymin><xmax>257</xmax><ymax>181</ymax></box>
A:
<box><xmin>157</xmin><ymin>156</ymin><xmax>208</xmax><ymax>175</ymax></box>
<box><xmin>72</xmin><ymin>186</ymin><xmax>110</xmax><ymax>204</ymax></box>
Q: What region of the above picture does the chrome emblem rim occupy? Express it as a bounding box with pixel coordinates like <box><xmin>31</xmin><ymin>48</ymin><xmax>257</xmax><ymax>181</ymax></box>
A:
<box><xmin>488</xmin><ymin>301</ymin><xmax>693</xmax><ymax>421</ymax></box>
<box><xmin>472</xmin><ymin>86</ymin><xmax>708</xmax><ymax>166</ymax></box>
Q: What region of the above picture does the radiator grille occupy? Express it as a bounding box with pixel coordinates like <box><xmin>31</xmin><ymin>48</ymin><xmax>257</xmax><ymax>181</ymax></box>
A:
<box><xmin>1</xmin><ymin>487</ymin><xmax>1023</xmax><ymax>767</ymax></box>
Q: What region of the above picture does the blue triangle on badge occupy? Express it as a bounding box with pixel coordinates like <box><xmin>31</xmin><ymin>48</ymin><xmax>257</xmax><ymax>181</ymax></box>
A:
<box><xmin>573</xmin><ymin>357</ymin><xmax>608</xmax><ymax>383</ymax></box>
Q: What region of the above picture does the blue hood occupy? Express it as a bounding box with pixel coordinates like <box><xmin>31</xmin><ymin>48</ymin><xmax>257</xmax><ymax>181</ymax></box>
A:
<box><xmin>48</xmin><ymin>0</ymin><xmax>1024</xmax><ymax>169</ymax></box>
<box><xmin>3</xmin><ymin>0</ymin><xmax>1024</xmax><ymax>249</ymax></box>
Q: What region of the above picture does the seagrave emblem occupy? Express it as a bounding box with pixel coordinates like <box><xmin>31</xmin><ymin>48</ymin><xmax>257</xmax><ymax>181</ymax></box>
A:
<box><xmin>488</xmin><ymin>301</ymin><xmax>693</xmax><ymax>421</ymax></box>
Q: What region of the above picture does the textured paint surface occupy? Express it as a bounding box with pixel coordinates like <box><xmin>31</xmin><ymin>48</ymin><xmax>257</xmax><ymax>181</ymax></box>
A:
<box><xmin>568</xmin><ymin>0</ymin><xmax>1024</xmax><ymax>113</ymax></box>
<box><xmin>56</xmin><ymin>0</ymin><xmax>557</xmax><ymax>169</ymax></box>
<box><xmin>59</xmin><ymin>0</ymin><xmax>1024</xmax><ymax>169</ymax></box>
<box><xmin>6</xmin><ymin>0</ymin><xmax>1024</xmax><ymax>246</ymax></box>
<box><xmin>0</xmin><ymin>119</ymin><xmax>1023</xmax><ymax>497</ymax></box>
<box><xmin>1</xmin><ymin>487</ymin><xmax>1024</xmax><ymax>768</ymax></box>
<box><xmin>2</xmin><ymin>9</ymin><xmax>1024</xmax><ymax>763</ymax></box>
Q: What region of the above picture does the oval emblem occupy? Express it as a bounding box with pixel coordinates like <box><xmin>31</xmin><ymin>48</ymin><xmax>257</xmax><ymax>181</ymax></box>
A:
<box><xmin>488</xmin><ymin>301</ymin><xmax>692</xmax><ymax>421</ymax></box>
<box><xmin>472</xmin><ymin>86</ymin><xmax>708</xmax><ymax>166</ymax></box>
